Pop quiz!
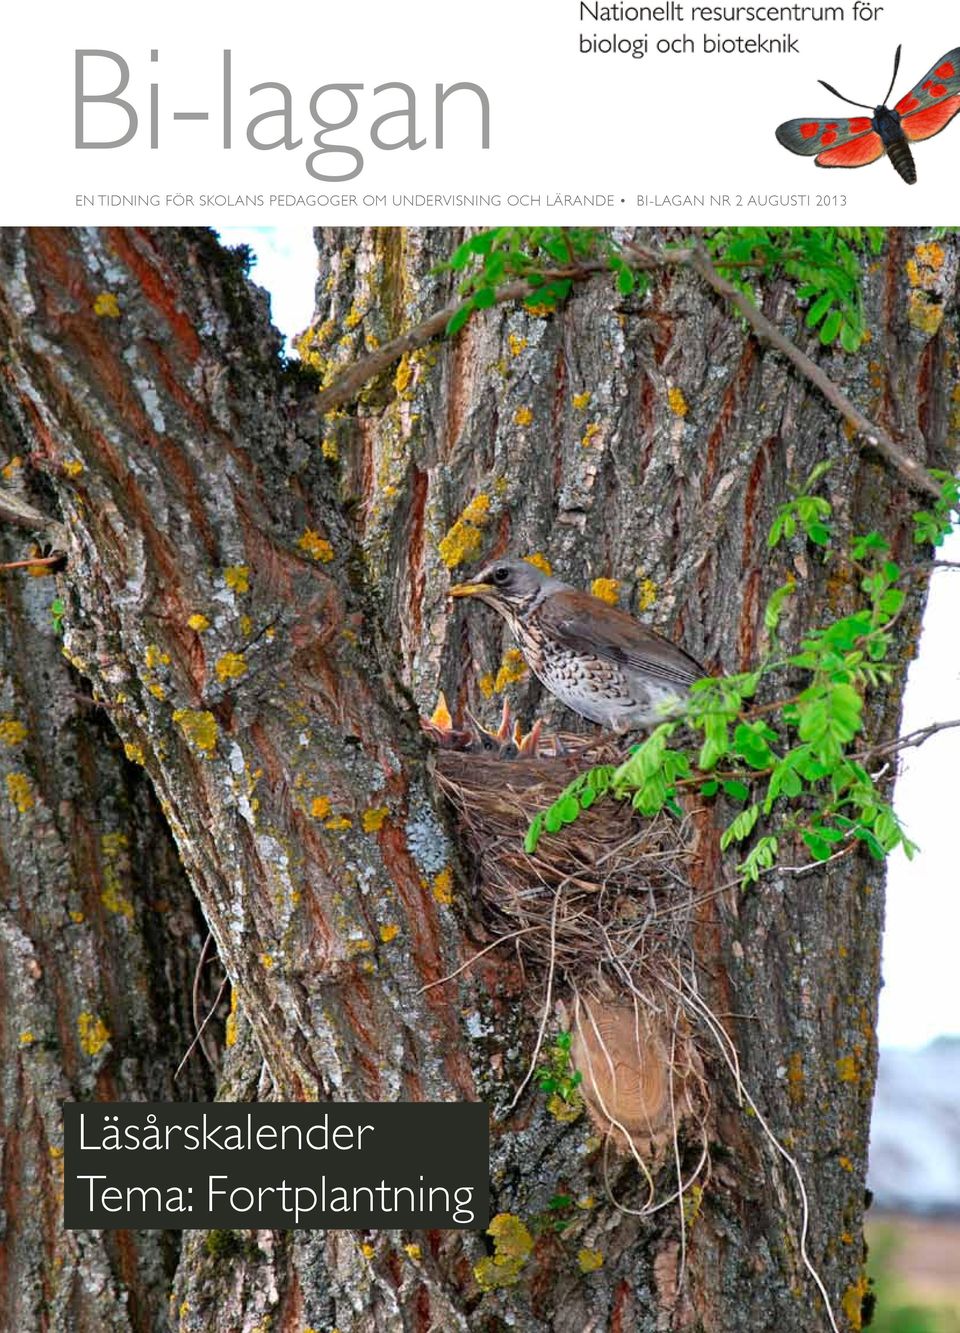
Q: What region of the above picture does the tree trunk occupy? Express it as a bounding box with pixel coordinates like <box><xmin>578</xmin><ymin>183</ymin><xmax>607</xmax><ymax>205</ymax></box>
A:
<box><xmin>0</xmin><ymin>225</ymin><xmax>955</xmax><ymax>1332</ymax></box>
<box><xmin>0</xmin><ymin>406</ymin><xmax>214</xmax><ymax>1333</ymax></box>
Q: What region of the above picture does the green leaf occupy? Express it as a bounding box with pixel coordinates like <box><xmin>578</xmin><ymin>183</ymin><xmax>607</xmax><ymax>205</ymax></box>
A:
<box><xmin>733</xmin><ymin>723</ymin><xmax>775</xmax><ymax>769</ymax></box>
<box><xmin>720</xmin><ymin>803</ymin><xmax>760</xmax><ymax>851</ymax></box>
<box><xmin>805</xmin><ymin>291</ymin><xmax>834</xmax><ymax>327</ymax></box>
<box><xmin>524</xmin><ymin>814</ymin><xmax>544</xmax><ymax>855</ymax></box>
<box><xmin>469</xmin><ymin>231</ymin><xmax>497</xmax><ymax>255</ymax></box>
<box><xmin>700</xmin><ymin>780</ymin><xmax>719</xmax><ymax>797</ymax></box>
<box><xmin>449</xmin><ymin>240</ymin><xmax>474</xmax><ymax>270</ymax></box>
<box><xmin>820</xmin><ymin>309</ymin><xmax>843</xmax><ymax>344</ymax></box>
<box><xmin>802</xmin><ymin>829</ymin><xmax>834</xmax><ymax>861</ymax></box>
<box><xmin>853</xmin><ymin>826</ymin><xmax>886</xmax><ymax>860</ymax></box>
<box><xmin>544</xmin><ymin>804</ymin><xmax>564</xmax><ymax>835</ymax></box>
<box><xmin>851</xmin><ymin>531</ymin><xmax>889</xmax><ymax>559</ymax></box>
<box><xmin>764</xmin><ymin>579</ymin><xmax>795</xmax><ymax>629</ymax></box>
<box><xmin>698</xmin><ymin>737</ymin><xmax>723</xmax><ymax>772</ymax></box>
<box><xmin>738</xmin><ymin>834</ymin><xmax>779</xmax><ymax>884</ymax></box>
<box><xmin>558</xmin><ymin>795</ymin><xmax>580</xmax><ymax>825</ymax></box>
<box><xmin>723</xmin><ymin>780</ymin><xmax>751</xmax><ymax>802</ymax></box>
<box><xmin>839</xmin><ymin>320</ymin><xmax>862</xmax><ymax>353</ymax></box>
<box><xmin>446</xmin><ymin>303</ymin><xmax>473</xmax><ymax>335</ymax></box>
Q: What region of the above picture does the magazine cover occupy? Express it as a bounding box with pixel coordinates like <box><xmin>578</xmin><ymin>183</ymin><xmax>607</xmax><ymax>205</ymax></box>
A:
<box><xmin>1</xmin><ymin>2</ymin><xmax>958</xmax><ymax>1330</ymax></box>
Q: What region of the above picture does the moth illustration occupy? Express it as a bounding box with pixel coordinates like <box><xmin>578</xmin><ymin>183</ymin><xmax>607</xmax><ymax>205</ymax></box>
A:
<box><xmin>776</xmin><ymin>45</ymin><xmax>960</xmax><ymax>183</ymax></box>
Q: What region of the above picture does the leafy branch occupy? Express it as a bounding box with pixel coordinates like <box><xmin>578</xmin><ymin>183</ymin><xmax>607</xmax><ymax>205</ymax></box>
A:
<box><xmin>526</xmin><ymin>468</ymin><xmax>960</xmax><ymax>884</ymax></box>
<box><xmin>312</xmin><ymin>225</ymin><xmax>943</xmax><ymax>501</ymax></box>
<box><xmin>439</xmin><ymin>227</ymin><xmax>644</xmax><ymax>334</ymax></box>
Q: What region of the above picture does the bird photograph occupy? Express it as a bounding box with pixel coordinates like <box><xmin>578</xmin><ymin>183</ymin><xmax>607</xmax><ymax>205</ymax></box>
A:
<box><xmin>1</xmin><ymin>225</ymin><xmax>957</xmax><ymax>1333</ymax></box>
<box><xmin>450</xmin><ymin>557</ymin><xmax>705</xmax><ymax>732</ymax></box>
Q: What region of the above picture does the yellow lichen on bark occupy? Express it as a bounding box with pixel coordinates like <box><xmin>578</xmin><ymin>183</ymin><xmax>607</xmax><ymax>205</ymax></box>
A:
<box><xmin>493</xmin><ymin>648</ymin><xmax>528</xmax><ymax>692</ymax></box>
<box><xmin>224</xmin><ymin>988</ymin><xmax>239</xmax><ymax>1047</ymax></box>
<box><xmin>297</xmin><ymin>530</ymin><xmax>335</xmax><ymax>563</ymax></box>
<box><xmin>473</xmin><ymin>1214</ymin><xmax>534</xmax><ymax>1291</ymax></box>
<box><xmin>5</xmin><ymin>771</ymin><xmax>33</xmax><ymax>813</ymax></box>
<box><xmin>78</xmin><ymin>1012</ymin><xmax>111</xmax><ymax>1056</ymax></box>
<box><xmin>101</xmin><ymin>831</ymin><xmax>135</xmax><ymax>920</ymax></box>
<box><xmin>215</xmin><ymin>652</ymin><xmax>247</xmax><ymax>682</ymax></box>
<box><xmin>432</xmin><ymin>867</ymin><xmax>454</xmax><ymax>904</ymax></box>
<box><xmin>438</xmin><ymin>494</ymin><xmax>491</xmax><ymax>568</ymax></box>
<box><xmin>578</xmin><ymin>1249</ymin><xmax>604</xmax><ymax>1273</ymax></box>
<box><xmin>0</xmin><ymin>718</ymin><xmax>28</xmax><ymax>746</ymax></box>
<box><xmin>591</xmin><ymin>577</ymin><xmax>620</xmax><ymax>605</ymax></box>
<box><xmin>93</xmin><ymin>292</ymin><xmax>121</xmax><ymax>318</ymax></box>
<box><xmin>223</xmin><ymin>565</ymin><xmax>250</xmax><ymax>593</ymax></box>
<box><xmin>523</xmin><ymin>552</ymin><xmax>552</xmax><ymax>574</ymax></box>
<box><xmin>172</xmin><ymin>709</ymin><xmax>219</xmax><ymax>754</ymax></box>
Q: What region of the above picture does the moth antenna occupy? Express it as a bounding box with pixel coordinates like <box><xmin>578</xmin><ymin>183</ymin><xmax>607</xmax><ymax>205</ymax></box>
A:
<box><xmin>881</xmin><ymin>44</ymin><xmax>902</xmax><ymax>107</ymax></box>
<box><xmin>818</xmin><ymin>79</ymin><xmax>872</xmax><ymax>111</ymax></box>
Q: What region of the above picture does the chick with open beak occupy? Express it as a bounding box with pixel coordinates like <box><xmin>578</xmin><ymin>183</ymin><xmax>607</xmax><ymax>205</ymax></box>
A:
<box><xmin>450</xmin><ymin>559</ymin><xmax>704</xmax><ymax>732</ymax></box>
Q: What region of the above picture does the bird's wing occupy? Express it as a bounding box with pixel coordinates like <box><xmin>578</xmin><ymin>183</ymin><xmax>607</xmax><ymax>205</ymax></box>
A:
<box><xmin>538</xmin><ymin>591</ymin><xmax>705</xmax><ymax>686</ymax></box>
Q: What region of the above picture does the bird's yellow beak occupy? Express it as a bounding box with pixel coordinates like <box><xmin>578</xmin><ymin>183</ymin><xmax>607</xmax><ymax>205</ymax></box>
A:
<box><xmin>449</xmin><ymin>582</ymin><xmax>488</xmax><ymax>599</ymax></box>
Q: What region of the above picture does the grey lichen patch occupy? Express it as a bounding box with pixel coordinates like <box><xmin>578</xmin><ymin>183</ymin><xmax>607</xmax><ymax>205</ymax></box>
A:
<box><xmin>468</xmin><ymin>989</ymin><xmax>534</xmax><ymax>1117</ymax></box>
<box><xmin>404</xmin><ymin>784</ymin><xmax>453</xmax><ymax>876</ymax></box>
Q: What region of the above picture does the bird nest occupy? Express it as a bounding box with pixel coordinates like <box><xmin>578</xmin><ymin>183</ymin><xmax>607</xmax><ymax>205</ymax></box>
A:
<box><xmin>429</xmin><ymin>716</ymin><xmax>832</xmax><ymax>1319</ymax></box>
<box><xmin>434</xmin><ymin>738</ymin><xmax>698</xmax><ymax>976</ymax></box>
<box><xmin>433</xmin><ymin>730</ymin><xmax>712</xmax><ymax>1171</ymax></box>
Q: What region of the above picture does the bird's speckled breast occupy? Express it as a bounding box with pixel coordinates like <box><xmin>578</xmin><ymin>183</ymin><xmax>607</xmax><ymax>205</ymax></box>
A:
<box><xmin>515</xmin><ymin>622</ymin><xmax>685</xmax><ymax>729</ymax></box>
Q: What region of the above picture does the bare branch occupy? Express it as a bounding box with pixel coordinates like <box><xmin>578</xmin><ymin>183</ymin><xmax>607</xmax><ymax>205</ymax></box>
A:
<box><xmin>0</xmin><ymin>554</ymin><xmax>63</xmax><ymax>573</ymax></box>
<box><xmin>858</xmin><ymin>716</ymin><xmax>960</xmax><ymax>761</ymax></box>
<box><xmin>314</xmin><ymin>266</ymin><xmax>605</xmax><ymax>414</ymax></box>
<box><xmin>678</xmin><ymin>245</ymin><xmax>942</xmax><ymax>500</ymax></box>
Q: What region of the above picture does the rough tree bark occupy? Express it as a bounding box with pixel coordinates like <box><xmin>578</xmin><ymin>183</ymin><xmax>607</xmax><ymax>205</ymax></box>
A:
<box><xmin>0</xmin><ymin>226</ymin><xmax>955</xmax><ymax>1333</ymax></box>
<box><xmin>0</xmin><ymin>422</ymin><xmax>214</xmax><ymax>1332</ymax></box>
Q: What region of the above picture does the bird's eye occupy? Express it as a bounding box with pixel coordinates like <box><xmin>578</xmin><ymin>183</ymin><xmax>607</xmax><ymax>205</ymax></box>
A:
<box><xmin>493</xmin><ymin>566</ymin><xmax>510</xmax><ymax>585</ymax></box>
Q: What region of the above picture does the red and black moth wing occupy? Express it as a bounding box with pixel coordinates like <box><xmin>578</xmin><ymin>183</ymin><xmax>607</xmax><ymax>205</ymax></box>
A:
<box><xmin>896</xmin><ymin>47</ymin><xmax>960</xmax><ymax>140</ymax></box>
<box><xmin>775</xmin><ymin>115</ymin><xmax>884</xmax><ymax>168</ymax></box>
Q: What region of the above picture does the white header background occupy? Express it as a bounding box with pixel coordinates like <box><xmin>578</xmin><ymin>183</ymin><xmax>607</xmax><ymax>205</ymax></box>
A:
<box><xmin>2</xmin><ymin>0</ymin><xmax>957</xmax><ymax>223</ymax></box>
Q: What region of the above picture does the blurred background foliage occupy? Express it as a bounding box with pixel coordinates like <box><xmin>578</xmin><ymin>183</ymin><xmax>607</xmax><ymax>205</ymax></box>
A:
<box><xmin>867</xmin><ymin>1220</ymin><xmax>960</xmax><ymax>1332</ymax></box>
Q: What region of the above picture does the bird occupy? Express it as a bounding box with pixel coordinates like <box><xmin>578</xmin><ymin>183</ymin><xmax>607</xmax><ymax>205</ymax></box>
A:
<box><xmin>420</xmin><ymin>692</ymin><xmax>543</xmax><ymax>757</ymax></box>
<box><xmin>449</xmin><ymin>559</ymin><xmax>705</xmax><ymax>732</ymax></box>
